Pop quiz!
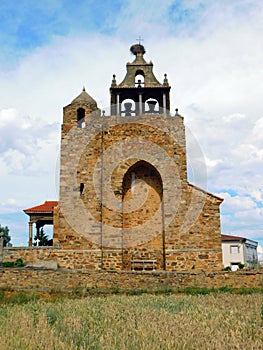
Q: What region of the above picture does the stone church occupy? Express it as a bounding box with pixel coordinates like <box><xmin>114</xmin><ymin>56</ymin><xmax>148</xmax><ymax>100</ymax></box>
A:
<box><xmin>24</xmin><ymin>43</ymin><xmax>223</xmax><ymax>271</ymax></box>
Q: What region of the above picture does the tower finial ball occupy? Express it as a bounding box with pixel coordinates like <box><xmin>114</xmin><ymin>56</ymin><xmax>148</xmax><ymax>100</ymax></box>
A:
<box><xmin>130</xmin><ymin>44</ymin><xmax>146</xmax><ymax>56</ymax></box>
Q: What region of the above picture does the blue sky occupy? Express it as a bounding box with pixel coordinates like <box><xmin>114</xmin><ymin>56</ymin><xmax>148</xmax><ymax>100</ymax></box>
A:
<box><xmin>0</xmin><ymin>0</ymin><xmax>262</xmax><ymax>258</ymax></box>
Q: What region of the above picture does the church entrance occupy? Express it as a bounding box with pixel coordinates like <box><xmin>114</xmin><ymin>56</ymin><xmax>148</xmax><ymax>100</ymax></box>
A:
<box><xmin>122</xmin><ymin>161</ymin><xmax>165</xmax><ymax>270</ymax></box>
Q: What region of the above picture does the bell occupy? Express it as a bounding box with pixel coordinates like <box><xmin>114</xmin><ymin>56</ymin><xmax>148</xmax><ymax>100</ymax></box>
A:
<box><xmin>124</xmin><ymin>102</ymin><xmax>133</xmax><ymax>116</ymax></box>
<box><xmin>147</xmin><ymin>100</ymin><xmax>157</xmax><ymax>113</ymax></box>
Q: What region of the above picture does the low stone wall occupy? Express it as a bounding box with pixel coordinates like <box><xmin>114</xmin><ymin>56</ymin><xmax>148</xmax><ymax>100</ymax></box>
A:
<box><xmin>0</xmin><ymin>268</ymin><xmax>262</xmax><ymax>293</ymax></box>
<box><xmin>3</xmin><ymin>247</ymin><xmax>223</xmax><ymax>271</ymax></box>
<box><xmin>3</xmin><ymin>247</ymin><xmax>102</xmax><ymax>270</ymax></box>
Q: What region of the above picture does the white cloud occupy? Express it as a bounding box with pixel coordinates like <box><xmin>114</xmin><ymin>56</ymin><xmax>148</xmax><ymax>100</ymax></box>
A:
<box><xmin>251</xmin><ymin>189</ymin><xmax>263</xmax><ymax>203</ymax></box>
<box><xmin>0</xmin><ymin>198</ymin><xmax>24</xmax><ymax>214</ymax></box>
<box><xmin>216</xmin><ymin>189</ymin><xmax>263</xmax><ymax>245</ymax></box>
<box><xmin>0</xmin><ymin>107</ymin><xmax>59</xmax><ymax>216</ymax></box>
<box><xmin>218</xmin><ymin>193</ymin><xmax>256</xmax><ymax>213</ymax></box>
<box><xmin>249</xmin><ymin>117</ymin><xmax>263</xmax><ymax>147</ymax></box>
<box><xmin>0</xmin><ymin>108</ymin><xmax>59</xmax><ymax>175</ymax></box>
<box><xmin>204</xmin><ymin>156</ymin><xmax>223</xmax><ymax>169</ymax></box>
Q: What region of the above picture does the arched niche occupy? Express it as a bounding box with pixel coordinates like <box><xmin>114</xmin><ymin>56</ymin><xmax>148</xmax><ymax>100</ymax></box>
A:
<box><xmin>122</xmin><ymin>160</ymin><xmax>165</xmax><ymax>271</ymax></box>
<box><xmin>135</xmin><ymin>69</ymin><xmax>145</xmax><ymax>87</ymax></box>
<box><xmin>121</xmin><ymin>98</ymin><xmax>136</xmax><ymax>117</ymax></box>
<box><xmin>77</xmin><ymin>108</ymin><xmax>85</xmax><ymax>128</ymax></box>
<box><xmin>122</xmin><ymin>160</ymin><xmax>163</xmax><ymax>206</ymax></box>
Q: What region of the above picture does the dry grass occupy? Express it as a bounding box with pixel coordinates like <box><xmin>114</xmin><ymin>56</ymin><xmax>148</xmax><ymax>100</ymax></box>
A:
<box><xmin>0</xmin><ymin>293</ymin><xmax>262</xmax><ymax>349</ymax></box>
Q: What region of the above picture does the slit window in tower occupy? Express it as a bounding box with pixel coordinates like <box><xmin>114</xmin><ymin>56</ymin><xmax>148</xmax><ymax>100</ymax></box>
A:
<box><xmin>77</xmin><ymin>108</ymin><xmax>85</xmax><ymax>128</ymax></box>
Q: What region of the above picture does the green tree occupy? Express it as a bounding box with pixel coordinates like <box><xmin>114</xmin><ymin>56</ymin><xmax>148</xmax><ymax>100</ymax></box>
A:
<box><xmin>0</xmin><ymin>225</ymin><xmax>11</xmax><ymax>247</ymax></box>
<box><xmin>34</xmin><ymin>228</ymin><xmax>49</xmax><ymax>246</ymax></box>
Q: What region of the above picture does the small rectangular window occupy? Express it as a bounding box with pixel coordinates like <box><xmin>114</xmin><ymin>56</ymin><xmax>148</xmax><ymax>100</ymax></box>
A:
<box><xmin>230</xmin><ymin>245</ymin><xmax>239</xmax><ymax>254</ymax></box>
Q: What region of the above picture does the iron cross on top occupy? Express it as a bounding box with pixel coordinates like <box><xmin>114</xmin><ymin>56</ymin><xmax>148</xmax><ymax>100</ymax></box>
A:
<box><xmin>136</xmin><ymin>36</ymin><xmax>144</xmax><ymax>45</ymax></box>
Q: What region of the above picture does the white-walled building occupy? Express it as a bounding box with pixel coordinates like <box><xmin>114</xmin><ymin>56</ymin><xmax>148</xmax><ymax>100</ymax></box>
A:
<box><xmin>222</xmin><ymin>234</ymin><xmax>258</xmax><ymax>271</ymax></box>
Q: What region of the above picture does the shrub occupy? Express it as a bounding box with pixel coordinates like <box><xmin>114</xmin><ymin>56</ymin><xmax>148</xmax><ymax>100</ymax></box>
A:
<box><xmin>2</xmin><ymin>258</ymin><xmax>25</xmax><ymax>268</ymax></box>
<box><xmin>2</xmin><ymin>261</ymin><xmax>14</xmax><ymax>267</ymax></box>
<box><xmin>14</xmin><ymin>258</ymin><xmax>24</xmax><ymax>267</ymax></box>
<box><xmin>238</xmin><ymin>263</ymin><xmax>245</xmax><ymax>269</ymax></box>
<box><xmin>223</xmin><ymin>266</ymin><xmax>231</xmax><ymax>271</ymax></box>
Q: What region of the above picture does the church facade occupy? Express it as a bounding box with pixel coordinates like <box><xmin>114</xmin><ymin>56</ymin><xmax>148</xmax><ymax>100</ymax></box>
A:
<box><xmin>51</xmin><ymin>43</ymin><xmax>223</xmax><ymax>271</ymax></box>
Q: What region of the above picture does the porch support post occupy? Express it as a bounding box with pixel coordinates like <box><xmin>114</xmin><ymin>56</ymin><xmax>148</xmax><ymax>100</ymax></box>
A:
<box><xmin>28</xmin><ymin>221</ymin><xmax>33</xmax><ymax>247</ymax></box>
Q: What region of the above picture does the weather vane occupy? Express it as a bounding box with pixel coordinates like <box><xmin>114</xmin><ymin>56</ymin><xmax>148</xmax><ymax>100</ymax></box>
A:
<box><xmin>136</xmin><ymin>36</ymin><xmax>144</xmax><ymax>45</ymax></box>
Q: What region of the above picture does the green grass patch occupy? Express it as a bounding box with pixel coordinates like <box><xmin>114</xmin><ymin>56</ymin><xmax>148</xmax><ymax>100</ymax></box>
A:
<box><xmin>0</xmin><ymin>291</ymin><xmax>39</xmax><ymax>305</ymax></box>
<box><xmin>176</xmin><ymin>286</ymin><xmax>263</xmax><ymax>295</ymax></box>
<box><xmin>0</xmin><ymin>285</ymin><xmax>262</xmax><ymax>303</ymax></box>
<box><xmin>2</xmin><ymin>258</ymin><xmax>25</xmax><ymax>267</ymax></box>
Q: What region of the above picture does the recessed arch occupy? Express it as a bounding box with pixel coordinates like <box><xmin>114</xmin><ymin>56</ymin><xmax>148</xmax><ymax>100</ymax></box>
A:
<box><xmin>122</xmin><ymin>160</ymin><xmax>165</xmax><ymax>271</ymax></box>
<box><xmin>122</xmin><ymin>160</ymin><xmax>163</xmax><ymax>200</ymax></box>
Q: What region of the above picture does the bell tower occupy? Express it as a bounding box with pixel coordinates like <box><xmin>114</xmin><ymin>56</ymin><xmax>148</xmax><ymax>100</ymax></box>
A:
<box><xmin>52</xmin><ymin>42</ymin><xmax>223</xmax><ymax>272</ymax></box>
<box><xmin>110</xmin><ymin>43</ymin><xmax>171</xmax><ymax>116</ymax></box>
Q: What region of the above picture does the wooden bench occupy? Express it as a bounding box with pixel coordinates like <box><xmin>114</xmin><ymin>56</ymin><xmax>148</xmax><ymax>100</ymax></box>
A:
<box><xmin>131</xmin><ymin>259</ymin><xmax>157</xmax><ymax>271</ymax></box>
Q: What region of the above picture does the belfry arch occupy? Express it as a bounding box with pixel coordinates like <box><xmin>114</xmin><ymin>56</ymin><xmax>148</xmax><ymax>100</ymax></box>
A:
<box><xmin>135</xmin><ymin>69</ymin><xmax>145</xmax><ymax>87</ymax></box>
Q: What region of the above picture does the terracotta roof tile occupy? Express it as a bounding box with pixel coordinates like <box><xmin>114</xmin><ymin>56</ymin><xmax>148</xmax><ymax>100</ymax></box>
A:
<box><xmin>221</xmin><ymin>234</ymin><xmax>245</xmax><ymax>242</ymax></box>
<box><xmin>24</xmin><ymin>201</ymin><xmax>58</xmax><ymax>214</ymax></box>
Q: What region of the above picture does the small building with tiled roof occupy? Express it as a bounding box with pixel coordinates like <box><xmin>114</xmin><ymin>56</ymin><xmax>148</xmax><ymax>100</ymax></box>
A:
<box><xmin>221</xmin><ymin>234</ymin><xmax>258</xmax><ymax>270</ymax></box>
<box><xmin>24</xmin><ymin>201</ymin><xmax>58</xmax><ymax>246</ymax></box>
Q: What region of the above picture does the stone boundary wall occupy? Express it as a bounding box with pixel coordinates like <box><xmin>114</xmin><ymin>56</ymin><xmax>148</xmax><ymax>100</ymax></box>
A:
<box><xmin>3</xmin><ymin>247</ymin><xmax>102</xmax><ymax>269</ymax></box>
<box><xmin>0</xmin><ymin>268</ymin><xmax>262</xmax><ymax>293</ymax></box>
<box><xmin>3</xmin><ymin>247</ymin><xmax>223</xmax><ymax>271</ymax></box>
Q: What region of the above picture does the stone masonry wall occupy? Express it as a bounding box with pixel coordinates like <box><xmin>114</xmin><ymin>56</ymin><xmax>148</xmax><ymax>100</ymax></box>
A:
<box><xmin>53</xmin><ymin>110</ymin><xmax>224</xmax><ymax>272</ymax></box>
<box><xmin>3</xmin><ymin>245</ymin><xmax>222</xmax><ymax>273</ymax></box>
<box><xmin>0</xmin><ymin>267</ymin><xmax>262</xmax><ymax>293</ymax></box>
<box><xmin>3</xmin><ymin>247</ymin><xmax>102</xmax><ymax>270</ymax></box>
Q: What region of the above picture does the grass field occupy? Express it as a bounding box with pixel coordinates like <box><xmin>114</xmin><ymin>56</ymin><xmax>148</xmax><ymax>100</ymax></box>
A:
<box><xmin>0</xmin><ymin>291</ymin><xmax>262</xmax><ymax>349</ymax></box>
